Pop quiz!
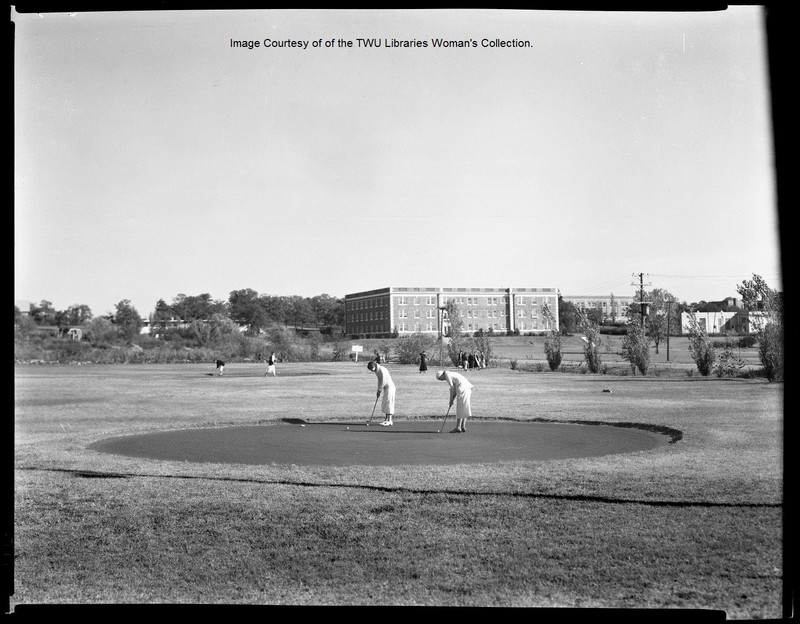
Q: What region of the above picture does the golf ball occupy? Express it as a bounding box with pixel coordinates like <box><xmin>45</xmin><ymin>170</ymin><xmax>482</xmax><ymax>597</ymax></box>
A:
<box><xmin>346</xmin><ymin>427</ymin><xmax>350</xmax><ymax>430</ymax></box>
<box><xmin>300</xmin><ymin>424</ymin><xmax>305</xmax><ymax>427</ymax></box>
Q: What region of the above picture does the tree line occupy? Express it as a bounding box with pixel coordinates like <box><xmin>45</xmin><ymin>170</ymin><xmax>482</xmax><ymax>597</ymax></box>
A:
<box><xmin>15</xmin><ymin>289</ymin><xmax>346</xmax><ymax>342</ymax></box>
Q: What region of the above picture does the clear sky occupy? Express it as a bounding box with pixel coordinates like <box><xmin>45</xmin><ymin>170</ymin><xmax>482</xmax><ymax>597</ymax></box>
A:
<box><xmin>14</xmin><ymin>7</ymin><xmax>781</xmax><ymax>318</ymax></box>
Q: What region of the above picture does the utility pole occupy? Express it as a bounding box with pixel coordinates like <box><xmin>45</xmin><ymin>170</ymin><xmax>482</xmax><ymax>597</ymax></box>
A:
<box><xmin>667</xmin><ymin>299</ymin><xmax>672</xmax><ymax>361</ymax></box>
<box><xmin>631</xmin><ymin>273</ymin><xmax>651</xmax><ymax>327</ymax></box>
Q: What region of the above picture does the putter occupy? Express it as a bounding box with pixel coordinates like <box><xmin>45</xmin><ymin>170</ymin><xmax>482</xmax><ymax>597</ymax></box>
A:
<box><xmin>438</xmin><ymin>405</ymin><xmax>453</xmax><ymax>433</ymax></box>
<box><xmin>367</xmin><ymin>395</ymin><xmax>379</xmax><ymax>425</ymax></box>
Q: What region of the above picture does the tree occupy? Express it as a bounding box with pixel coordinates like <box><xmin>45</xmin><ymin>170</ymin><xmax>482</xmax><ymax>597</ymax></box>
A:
<box><xmin>286</xmin><ymin>295</ymin><xmax>314</xmax><ymax>330</ymax></box>
<box><xmin>229</xmin><ymin>289</ymin><xmax>269</xmax><ymax>335</ymax></box>
<box><xmin>310</xmin><ymin>294</ymin><xmax>345</xmax><ymax>332</ymax></box>
<box><xmin>685</xmin><ymin>313</ymin><xmax>716</xmax><ymax>376</ymax></box>
<box><xmin>150</xmin><ymin>299</ymin><xmax>175</xmax><ymax>336</ymax></box>
<box><xmin>86</xmin><ymin>316</ymin><xmax>117</xmax><ymax>346</ymax></box>
<box><xmin>30</xmin><ymin>300</ymin><xmax>57</xmax><ymax>326</ymax></box>
<box><xmin>444</xmin><ymin>300</ymin><xmax>466</xmax><ymax>366</ymax></box>
<box><xmin>171</xmin><ymin>293</ymin><xmax>224</xmax><ymax>322</ymax></box>
<box><xmin>557</xmin><ymin>296</ymin><xmax>580</xmax><ymax>335</ymax></box>
<box><xmin>542</xmin><ymin>302</ymin><xmax>562</xmax><ymax>371</ymax></box>
<box><xmin>260</xmin><ymin>295</ymin><xmax>288</xmax><ymax>325</ymax></box>
<box><xmin>64</xmin><ymin>304</ymin><xmax>93</xmax><ymax>326</ymax></box>
<box><xmin>578</xmin><ymin>311</ymin><xmax>603</xmax><ymax>373</ymax></box>
<box><xmin>266</xmin><ymin>324</ymin><xmax>301</xmax><ymax>361</ymax></box>
<box><xmin>473</xmin><ymin>331</ymin><xmax>494</xmax><ymax>368</ymax></box>
<box><xmin>585</xmin><ymin>307</ymin><xmax>603</xmax><ymax>326</ymax></box>
<box><xmin>394</xmin><ymin>332</ymin><xmax>436</xmax><ymax>365</ymax></box>
<box><xmin>114</xmin><ymin>300</ymin><xmax>142</xmax><ymax>342</ymax></box>
<box><xmin>621</xmin><ymin>320</ymin><xmax>651</xmax><ymax>375</ymax></box>
<box><xmin>736</xmin><ymin>274</ymin><xmax>783</xmax><ymax>381</ymax></box>
<box><xmin>642</xmin><ymin>288</ymin><xmax>678</xmax><ymax>354</ymax></box>
<box><xmin>14</xmin><ymin>306</ymin><xmax>37</xmax><ymax>337</ymax></box>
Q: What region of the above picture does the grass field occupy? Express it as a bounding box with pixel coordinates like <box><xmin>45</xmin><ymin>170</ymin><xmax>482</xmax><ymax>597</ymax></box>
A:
<box><xmin>12</xmin><ymin>360</ymin><xmax>785</xmax><ymax>618</ymax></box>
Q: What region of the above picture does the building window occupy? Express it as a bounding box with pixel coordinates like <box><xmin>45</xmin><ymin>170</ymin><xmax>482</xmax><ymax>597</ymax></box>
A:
<box><xmin>398</xmin><ymin>297</ymin><xmax>406</xmax><ymax>305</ymax></box>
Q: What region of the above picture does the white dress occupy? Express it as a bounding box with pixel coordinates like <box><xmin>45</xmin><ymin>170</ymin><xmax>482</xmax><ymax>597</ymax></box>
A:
<box><xmin>375</xmin><ymin>365</ymin><xmax>396</xmax><ymax>415</ymax></box>
<box><xmin>444</xmin><ymin>371</ymin><xmax>474</xmax><ymax>419</ymax></box>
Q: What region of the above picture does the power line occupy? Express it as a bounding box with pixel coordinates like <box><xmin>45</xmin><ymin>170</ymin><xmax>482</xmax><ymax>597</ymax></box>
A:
<box><xmin>650</xmin><ymin>273</ymin><xmax>780</xmax><ymax>280</ymax></box>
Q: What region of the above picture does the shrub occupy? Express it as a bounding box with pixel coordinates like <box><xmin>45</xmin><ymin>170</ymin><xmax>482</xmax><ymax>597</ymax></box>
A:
<box><xmin>714</xmin><ymin>332</ymin><xmax>746</xmax><ymax>378</ymax></box>
<box><xmin>542</xmin><ymin>303</ymin><xmax>562</xmax><ymax>372</ymax></box>
<box><xmin>758</xmin><ymin>322</ymin><xmax>783</xmax><ymax>382</ymax></box>
<box><xmin>685</xmin><ymin>314</ymin><xmax>716</xmax><ymax>376</ymax></box>
<box><xmin>580</xmin><ymin>320</ymin><xmax>603</xmax><ymax>373</ymax></box>
<box><xmin>394</xmin><ymin>333</ymin><xmax>436</xmax><ymax>365</ymax></box>
<box><xmin>621</xmin><ymin>321</ymin><xmax>651</xmax><ymax>375</ymax></box>
<box><xmin>738</xmin><ymin>335</ymin><xmax>757</xmax><ymax>348</ymax></box>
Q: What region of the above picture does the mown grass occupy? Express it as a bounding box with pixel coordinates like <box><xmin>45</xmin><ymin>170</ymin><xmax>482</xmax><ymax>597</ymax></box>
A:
<box><xmin>12</xmin><ymin>362</ymin><xmax>785</xmax><ymax>617</ymax></box>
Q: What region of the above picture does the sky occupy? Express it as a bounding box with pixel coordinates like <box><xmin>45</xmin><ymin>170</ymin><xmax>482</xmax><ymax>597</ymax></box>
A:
<box><xmin>14</xmin><ymin>7</ymin><xmax>781</xmax><ymax>318</ymax></box>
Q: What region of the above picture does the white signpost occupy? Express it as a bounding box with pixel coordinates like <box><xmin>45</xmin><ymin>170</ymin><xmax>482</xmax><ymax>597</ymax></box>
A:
<box><xmin>352</xmin><ymin>345</ymin><xmax>363</xmax><ymax>361</ymax></box>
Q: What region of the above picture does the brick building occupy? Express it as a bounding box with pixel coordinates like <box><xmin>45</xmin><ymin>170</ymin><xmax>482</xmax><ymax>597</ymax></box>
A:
<box><xmin>561</xmin><ymin>294</ymin><xmax>637</xmax><ymax>324</ymax></box>
<box><xmin>344</xmin><ymin>286</ymin><xmax>559</xmax><ymax>338</ymax></box>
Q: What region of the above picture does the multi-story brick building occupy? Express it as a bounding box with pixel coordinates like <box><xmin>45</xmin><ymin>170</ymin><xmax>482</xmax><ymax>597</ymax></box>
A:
<box><xmin>561</xmin><ymin>294</ymin><xmax>637</xmax><ymax>324</ymax></box>
<box><xmin>344</xmin><ymin>286</ymin><xmax>559</xmax><ymax>338</ymax></box>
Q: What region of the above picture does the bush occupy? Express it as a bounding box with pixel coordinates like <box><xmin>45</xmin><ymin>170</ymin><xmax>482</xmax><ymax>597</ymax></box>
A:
<box><xmin>738</xmin><ymin>335</ymin><xmax>757</xmax><ymax>348</ymax></box>
<box><xmin>714</xmin><ymin>333</ymin><xmax>746</xmax><ymax>378</ymax></box>
<box><xmin>394</xmin><ymin>333</ymin><xmax>436</xmax><ymax>365</ymax></box>
<box><xmin>686</xmin><ymin>315</ymin><xmax>716</xmax><ymax>376</ymax></box>
<box><xmin>621</xmin><ymin>321</ymin><xmax>651</xmax><ymax>375</ymax></box>
<box><xmin>580</xmin><ymin>321</ymin><xmax>603</xmax><ymax>374</ymax></box>
<box><xmin>758</xmin><ymin>322</ymin><xmax>783</xmax><ymax>382</ymax></box>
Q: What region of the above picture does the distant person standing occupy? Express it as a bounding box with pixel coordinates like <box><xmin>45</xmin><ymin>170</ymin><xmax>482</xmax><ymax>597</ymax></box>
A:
<box><xmin>436</xmin><ymin>369</ymin><xmax>474</xmax><ymax>433</ymax></box>
<box><xmin>367</xmin><ymin>360</ymin><xmax>396</xmax><ymax>426</ymax></box>
<box><xmin>419</xmin><ymin>351</ymin><xmax>428</xmax><ymax>374</ymax></box>
<box><xmin>265</xmin><ymin>352</ymin><xmax>277</xmax><ymax>377</ymax></box>
<box><xmin>460</xmin><ymin>351</ymin><xmax>468</xmax><ymax>370</ymax></box>
<box><xmin>215</xmin><ymin>359</ymin><xmax>225</xmax><ymax>376</ymax></box>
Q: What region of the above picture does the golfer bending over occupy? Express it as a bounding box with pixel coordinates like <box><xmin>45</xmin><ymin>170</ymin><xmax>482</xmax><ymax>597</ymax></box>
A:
<box><xmin>436</xmin><ymin>369</ymin><xmax>474</xmax><ymax>433</ymax></box>
<box><xmin>367</xmin><ymin>360</ymin><xmax>396</xmax><ymax>426</ymax></box>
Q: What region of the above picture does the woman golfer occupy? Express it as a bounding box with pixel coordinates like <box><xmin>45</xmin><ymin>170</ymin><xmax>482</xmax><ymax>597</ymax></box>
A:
<box><xmin>265</xmin><ymin>352</ymin><xmax>277</xmax><ymax>377</ymax></box>
<box><xmin>436</xmin><ymin>369</ymin><xmax>474</xmax><ymax>433</ymax></box>
<box><xmin>368</xmin><ymin>360</ymin><xmax>396</xmax><ymax>426</ymax></box>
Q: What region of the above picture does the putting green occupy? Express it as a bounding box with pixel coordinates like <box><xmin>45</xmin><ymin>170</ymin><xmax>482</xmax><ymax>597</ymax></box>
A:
<box><xmin>89</xmin><ymin>419</ymin><xmax>672</xmax><ymax>466</ymax></box>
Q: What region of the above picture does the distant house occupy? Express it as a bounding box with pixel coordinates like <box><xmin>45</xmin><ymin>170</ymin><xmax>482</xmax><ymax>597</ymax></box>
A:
<box><xmin>680</xmin><ymin>310</ymin><xmax>768</xmax><ymax>335</ymax></box>
<box><xmin>66</xmin><ymin>327</ymin><xmax>83</xmax><ymax>341</ymax></box>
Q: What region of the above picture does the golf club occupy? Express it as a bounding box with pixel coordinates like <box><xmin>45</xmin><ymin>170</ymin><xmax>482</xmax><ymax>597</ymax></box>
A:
<box><xmin>366</xmin><ymin>395</ymin><xmax>379</xmax><ymax>425</ymax></box>
<box><xmin>438</xmin><ymin>404</ymin><xmax>453</xmax><ymax>433</ymax></box>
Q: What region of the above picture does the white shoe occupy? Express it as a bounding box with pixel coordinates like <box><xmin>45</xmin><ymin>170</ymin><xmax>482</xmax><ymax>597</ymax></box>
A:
<box><xmin>381</xmin><ymin>421</ymin><xmax>393</xmax><ymax>426</ymax></box>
